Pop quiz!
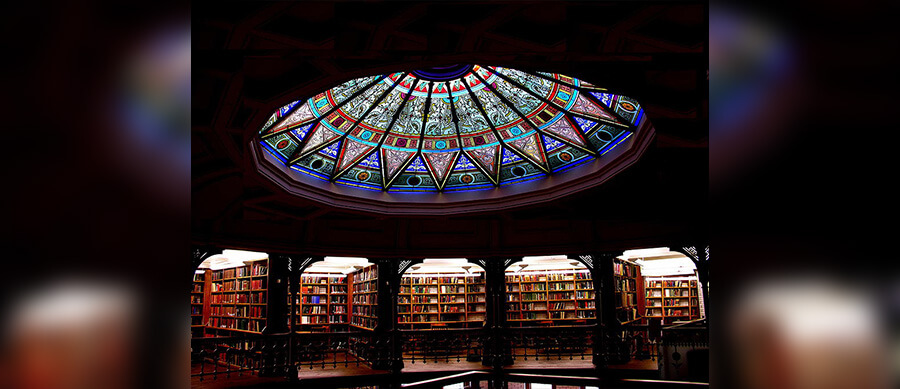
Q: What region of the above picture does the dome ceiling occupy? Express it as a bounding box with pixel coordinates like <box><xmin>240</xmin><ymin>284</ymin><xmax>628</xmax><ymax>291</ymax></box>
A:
<box><xmin>254</xmin><ymin>64</ymin><xmax>654</xmax><ymax>213</ymax></box>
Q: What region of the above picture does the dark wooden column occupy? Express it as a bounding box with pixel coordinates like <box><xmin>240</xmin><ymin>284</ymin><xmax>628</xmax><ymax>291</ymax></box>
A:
<box><xmin>479</xmin><ymin>257</ymin><xmax>514</xmax><ymax>369</ymax></box>
<box><xmin>371</xmin><ymin>258</ymin><xmax>400</xmax><ymax>371</ymax></box>
<box><xmin>263</xmin><ymin>253</ymin><xmax>290</xmax><ymax>334</ymax></box>
<box><xmin>592</xmin><ymin>252</ymin><xmax>629</xmax><ymax>367</ymax></box>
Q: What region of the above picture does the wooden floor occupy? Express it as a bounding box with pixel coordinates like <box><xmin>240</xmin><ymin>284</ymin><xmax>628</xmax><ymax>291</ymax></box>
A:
<box><xmin>192</xmin><ymin>355</ymin><xmax>659</xmax><ymax>388</ymax></box>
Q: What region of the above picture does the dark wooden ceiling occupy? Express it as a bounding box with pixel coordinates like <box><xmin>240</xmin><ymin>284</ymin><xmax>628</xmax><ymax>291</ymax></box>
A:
<box><xmin>193</xmin><ymin>1</ymin><xmax>708</xmax><ymax>258</ymax></box>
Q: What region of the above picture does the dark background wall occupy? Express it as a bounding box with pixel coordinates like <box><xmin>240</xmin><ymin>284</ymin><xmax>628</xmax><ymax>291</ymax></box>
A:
<box><xmin>192</xmin><ymin>1</ymin><xmax>708</xmax><ymax>257</ymax></box>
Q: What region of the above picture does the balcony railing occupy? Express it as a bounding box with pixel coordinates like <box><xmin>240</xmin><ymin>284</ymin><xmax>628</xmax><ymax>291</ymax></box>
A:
<box><xmin>507</xmin><ymin>325</ymin><xmax>595</xmax><ymax>362</ymax></box>
<box><xmin>190</xmin><ymin>322</ymin><xmax>710</xmax><ymax>382</ymax></box>
<box><xmin>400</xmin><ymin>328</ymin><xmax>483</xmax><ymax>365</ymax></box>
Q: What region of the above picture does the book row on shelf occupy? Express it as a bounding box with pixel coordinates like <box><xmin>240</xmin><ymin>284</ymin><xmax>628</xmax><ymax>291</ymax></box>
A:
<box><xmin>210</xmin><ymin>263</ymin><xmax>268</xmax><ymax>280</ymax></box>
<box><xmin>401</xmin><ymin>276</ymin><xmax>481</xmax><ymax>284</ymax></box>
<box><xmin>646</xmin><ymin>289</ymin><xmax>697</xmax><ymax>298</ymax></box>
<box><xmin>210</xmin><ymin>279</ymin><xmax>266</xmax><ymax>292</ymax></box>
<box><xmin>301</xmin><ymin>275</ymin><xmax>346</xmax><ymax>284</ymax></box>
<box><xmin>208</xmin><ymin>317</ymin><xmax>264</xmax><ymax>332</ymax></box>
<box><xmin>615</xmin><ymin>278</ymin><xmax>636</xmax><ymax>292</ymax></box>
<box><xmin>647</xmin><ymin>279</ymin><xmax>697</xmax><ymax>288</ymax></box>
<box><xmin>210</xmin><ymin>305</ymin><xmax>266</xmax><ymax>317</ymax></box>
<box><xmin>209</xmin><ymin>292</ymin><xmax>267</xmax><ymax>304</ymax></box>
<box><xmin>300</xmin><ymin>286</ymin><xmax>328</xmax><ymax>294</ymax></box>
<box><xmin>646</xmin><ymin>308</ymin><xmax>694</xmax><ymax>317</ymax></box>
<box><xmin>613</xmin><ymin>261</ymin><xmax>638</xmax><ymax>277</ymax></box>
<box><xmin>646</xmin><ymin>298</ymin><xmax>697</xmax><ymax>307</ymax></box>
<box><xmin>505</xmin><ymin>272</ymin><xmax>590</xmax><ymax>282</ymax></box>
<box><xmin>298</xmin><ymin>315</ymin><xmax>347</xmax><ymax>324</ymax></box>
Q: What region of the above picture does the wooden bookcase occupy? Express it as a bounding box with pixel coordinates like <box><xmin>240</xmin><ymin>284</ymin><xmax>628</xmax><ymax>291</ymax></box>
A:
<box><xmin>614</xmin><ymin>258</ymin><xmax>643</xmax><ymax>324</ymax></box>
<box><xmin>205</xmin><ymin>259</ymin><xmax>269</xmax><ymax>336</ymax></box>
<box><xmin>289</xmin><ymin>273</ymin><xmax>349</xmax><ymax>332</ymax></box>
<box><xmin>397</xmin><ymin>274</ymin><xmax>486</xmax><ymax>329</ymax></box>
<box><xmin>349</xmin><ymin>264</ymin><xmax>378</xmax><ymax>331</ymax></box>
<box><xmin>505</xmin><ymin>270</ymin><xmax>595</xmax><ymax>327</ymax></box>
<box><xmin>643</xmin><ymin>277</ymin><xmax>700</xmax><ymax>324</ymax></box>
<box><xmin>191</xmin><ymin>271</ymin><xmax>208</xmax><ymax>338</ymax></box>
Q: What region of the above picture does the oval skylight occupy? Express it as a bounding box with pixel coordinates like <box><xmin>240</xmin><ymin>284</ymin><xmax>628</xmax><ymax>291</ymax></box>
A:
<box><xmin>256</xmin><ymin>65</ymin><xmax>648</xmax><ymax>194</ymax></box>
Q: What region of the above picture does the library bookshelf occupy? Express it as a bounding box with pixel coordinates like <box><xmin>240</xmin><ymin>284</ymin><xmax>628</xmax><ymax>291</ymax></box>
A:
<box><xmin>643</xmin><ymin>276</ymin><xmax>701</xmax><ymax>324</ymax></box>
<box><xmin>289</xmin><ymin>273</ymin><xmax>349</xmax><ymax>332</ymax></box>
<box><xmin>191</xmin><ymin>271</ymin><xmax>207</xmax><ymax>338</ymax></box>
<box><xmin>614</xmin><ymin>258</ymin><xmax>643</xmax><ymax>324</ymax></box>
<box><xmin>505</xmin><ymin>270</ymin><xmax>596</xmax><ymax>327</ymax></box>
<box><xmin>350</xmin><ymin>264</ymin><xmax>378</xmax><ymax>331</ymax></box>
<box><xmin>397</xmin><ymin>273</ymin><xmax>486</xmax><ymax>329</ymax></box>
<box><xmin>204</xmin><ymin>259</ymin><xmax>269</xmax><ymax>337</ymax></box>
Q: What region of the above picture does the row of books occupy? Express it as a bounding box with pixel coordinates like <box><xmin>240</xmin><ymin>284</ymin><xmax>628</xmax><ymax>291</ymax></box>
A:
<box><xmin>353</xmin><ymin>283</ymin><xmax>376</xmax><ymax>293</ymax></box>
<box><xmin>210</xmin><ymin>292</ymin><xmax>267</xmax><ymax>304</ymax></box>
<box><xmin>209</xmin><ymin>305</ymin><xmax>266</xmax><ymax>317</ymax></box>
<box><xmin>648</xmin><ymin>280</ymin><xmax>697</xmax><ymax>288</ymax></box>
<box><xmin>618</xmin><ymin>293</ymin><xmax>636</xmax><ymax>307</ymax></box>
<box><xmin>400</xmin><ymin>276</ymin><xmax>483</xmax><ymax>284</ymax></box>
<box><xmin>293</xmin><ymin>286</ymin><xmax>346</xmax><ymax>293</ymax></box>
<box><xmin>548</xmin><ymin>282</ymin><xmax>575</xmax><ymax>291</ymax></box>
<box><xmin>353</xmin><ymin>266</ymin><xmax>377</xmax><ymax>282</ymax></box>
<box><xmin>191</xmin><ymin>296</ymin><xmax>203</xmax><ymax>304</ymax></box>
<box><xmin>300</xmin><ymin>286</ymin><xmax>328</xmax><ymax>294</ymax></box>
<box><xmin>547</xmin><ymin>292</ymin><xmax>574</xmax><ymax>300</ymax></box>
<box><xmin>352</xmin><ymin>316</ymin><xmax>376</xmax><ymax>329</ymax></box>
<box><xmin>353</xmin><ymin>305</ymin><xmax>374</xmax><ymax>317</ymax></box>
<box><xmin>509</xmin><ymin>292</ymin><xmax>545</xmax><ymax>301</ymax></box>
<box><xmin>615</xmin><ymin>278</ymin><xmax>636</xmax><ymax>292</ymax></box>
<box><xmin>550</xmin><ymin>302</ymin><xmax>576</xmax><ymax>310</ymax></box>
<box><xmin>194</xmin><ymin>273</ymin><xmax>205</xmax><ymax>282</ymax></box>
<box><xmin>210</xmin><ymin>264</ymin><xmax>268</xmax><ymax>280</ymax></box>
<box><xmin>301</xmin><ymin>275</ymin><xmax>346</xmax><ymax>284</ymax></box>
<box><xmin>211</xmin><ymin>279</ymin><xmax>266</xmax><ymax>291</ymax></box>
<box><xmin>192</xmin><ymin>284</ymin><xmax>203</xmax><ymax>293</ymax></box>
<box><xmin>292</xmin><ymin>306</ymin><xmax>346</xmax><ymax>315</ymax></box>
<box><xmin>613</xmin><ymin>261</ymin><xmax>638</xmax><ymax>277</ymax></box>
<box><xmin>191</xmin><ymin>306</ymin><xmax>202</xmax><ymax>315</ymax></box>
<box><xmin>648</xmin><ymin>308</ymin><xmax>695</xmax><ymax>316</ymax></box>
<box><xmin>353</xmin><ymin>294</ymin><xmax>376</xmax><ymax>304</ymax></box>
<box><xmin>300</xmin><ymin>305</ymin><xmax>328</xmax><ymax>314</ymax></box>
<box><xmin>208</xmin><ymin>317</ymin><xmax>264</xmax><ymax>332</ymax></box>
<box><xmin>299</xmin><ymin>315</ymin><xmax>347</xmax><ymax>324</ymax></box>
<box><xmin>520</xmin><ymin>283</ymin><xmax>547</xmax><ymax>291</ymax></box>
<box><xmin>549</xmin><ymin>311</ymin><xmax>578</xmax><ymax>319</ymax></box>
<box><xmin>646</xmin><ymin>289</ymin><xmax>695</xmax><ymax>297</ymax></box>
<box><xmin>403</xmin><ymin>305</ymin><xmax>438</xmax><ymax>313</ymax></box>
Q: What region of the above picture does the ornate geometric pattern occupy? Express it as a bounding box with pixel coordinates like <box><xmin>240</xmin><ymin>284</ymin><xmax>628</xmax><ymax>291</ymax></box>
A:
<box><xmin>258</xmin><ymin>64</ymin><xmax>644</xmax><ymax>192</ymax></box>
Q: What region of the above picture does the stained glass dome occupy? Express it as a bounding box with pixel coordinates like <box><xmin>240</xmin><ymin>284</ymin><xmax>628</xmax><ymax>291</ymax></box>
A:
<box><xmin>257</xmin><ymin>65</ymin><xmax>648</xmax><ymax>193</ymax></box>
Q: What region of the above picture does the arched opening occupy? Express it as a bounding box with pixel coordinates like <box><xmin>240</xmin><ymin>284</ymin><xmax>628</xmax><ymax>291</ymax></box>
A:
<box><xmin>193</xmin><ymin>249</ymin><xmax>270</xmax><ymax>338</ymax></box>
<box><xmin>504</xmin><ymin>255</ymin><xmax>595</xmax><ymax>327</ymax></box>
<box><xmin>398</xmin><ymin>258</ymin><xmax>486</xmax><ymax>330</ymax></box>
<box><xmin>620</xmin><ymin>247</ymin><xmax>705</xmax><ymax>325</ymax></box>
<box><xmin>290</xmin><ymin>257</ymin><xmax>376</xmax><ymax>332</ymax></box>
